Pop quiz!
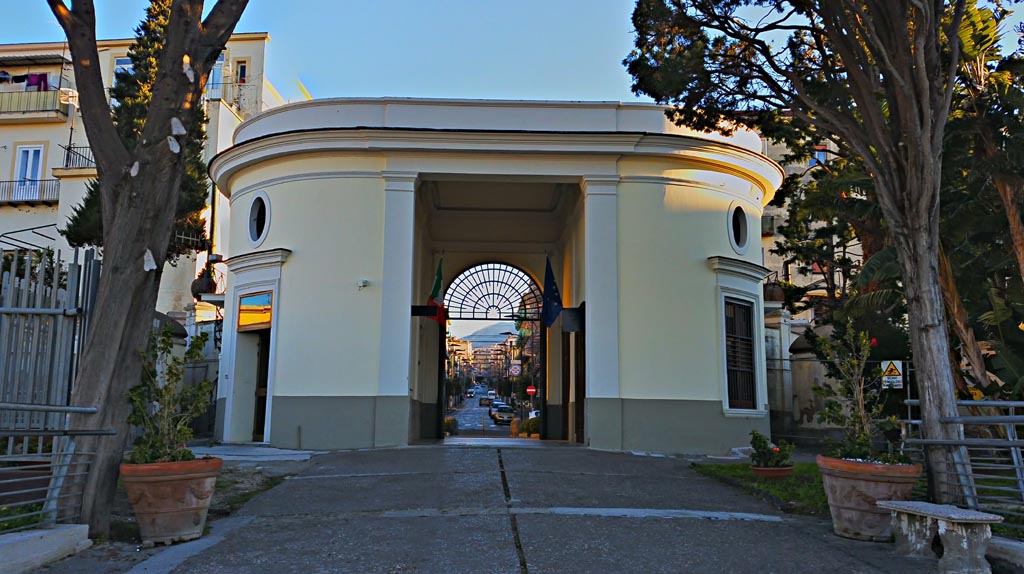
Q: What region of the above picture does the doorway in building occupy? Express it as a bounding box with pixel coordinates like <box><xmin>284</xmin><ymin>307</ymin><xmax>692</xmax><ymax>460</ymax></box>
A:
<box><xmin>441</xmin><ymin>262</ymin><xmax>546</xmax><ymax>440</ymax></box>
<box><xmin>251</xmin><ymin>329</ymin><xmax>271</xmax><ymax>441</ymax></box>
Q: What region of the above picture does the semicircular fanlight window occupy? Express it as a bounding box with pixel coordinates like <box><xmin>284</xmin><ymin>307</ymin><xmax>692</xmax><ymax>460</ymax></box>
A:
<box><xmin>443</xmin><ymin>263</ymin><xmax>542</xmax><ymax>321</ymax></box>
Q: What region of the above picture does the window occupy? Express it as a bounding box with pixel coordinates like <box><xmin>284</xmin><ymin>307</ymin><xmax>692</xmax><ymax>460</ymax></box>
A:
<box><xmin>207</xmin><ymin>53</ymin><xmax>225</xmax><ymax>99</ymax></box>
<box><xmin>248</xmin><ymin>191</ymin><xmax>270</xmax><ymax>246</ymax></box>
<box><xmin>724</xmin><ymin>298</ymin><xmax>756</xmax><ymax>410</ymax></box>
<box><xmin>14</xmin><ymin>145</ymin><xmax>43</xmax><ymax>200</ymax></box>
<box><xmin>728</xmin><ymin>203</ymin><xmax>749</xmax><ymax>254</ymax></box>
<box><xmin>237</xmin><ymin>291</ymin><xmax>273</xmax><ymax>331</ymax></box>
<box><xmin>809</xmin><ymin>146</ymin><xmax>827</xmax><ymax>166</ymax></box>
<box><xmin>113</xmin><ymin>57</ymin><xmax>133</xmax><ymax>81</ymax></box>
<box><xmin>234</xmin><ymin>60</ymin><xmax>248</xmax><ymax>84</ymax></box>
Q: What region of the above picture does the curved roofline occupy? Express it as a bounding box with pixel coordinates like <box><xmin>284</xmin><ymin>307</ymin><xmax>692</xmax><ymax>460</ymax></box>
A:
<box><xmin>235</xmin><ymin>96</ymin><xmax>668</xmax><ymax>135</ymax></box>
<box><xmin>208</xmin><ymin>125</ymin><xmax>784</xmax><ymax>207</ymax></box>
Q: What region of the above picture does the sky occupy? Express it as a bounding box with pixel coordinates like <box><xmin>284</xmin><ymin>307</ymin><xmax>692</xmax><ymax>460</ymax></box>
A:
<box><xmin>6</xmin><ymin>0</ymin><xmax>651</xmax><ymax>104</ymax></box>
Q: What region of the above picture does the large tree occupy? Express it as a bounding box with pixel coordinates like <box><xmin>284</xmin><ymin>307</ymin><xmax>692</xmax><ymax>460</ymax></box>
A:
<box><xmin>62</xmin><ymin>0</ymin><xmax>210</xmax><ymax>262</ymax></box>
<box><xmin>46</xmin><ymin>0</ymin><xmax>248</xmax><ymax>536</ymax></box>
<box><xmin>626</xmin><ymin>0</ymin><xmax>986</xmax><ymax>501</ymax></box>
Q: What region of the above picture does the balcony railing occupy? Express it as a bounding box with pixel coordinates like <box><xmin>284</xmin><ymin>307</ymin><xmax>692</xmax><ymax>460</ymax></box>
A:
<box><xmin>0</xmin><ymin>180</ymin><xmax>60</xmax><ymax>204</ymax></box>
<box><xmin>204</xmin><ymin>82</ymin><xmax>259</xmax><ymax>116</ymax></box>
<box><xmin>0</xmin><ymin>91</ymin><xmax>68</xmax><ymax>115</ymax></box>
<box><xmin>61</xmin><ymin>145</ymin><xmax>95</xmax><ymax>169</ymax></box>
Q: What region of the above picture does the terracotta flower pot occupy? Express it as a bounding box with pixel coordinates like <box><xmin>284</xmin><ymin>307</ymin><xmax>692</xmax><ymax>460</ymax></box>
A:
<box><xmin>816</xmin><ymin>454</ymin><xmax>921</xmax><ymax>542</ymax></box>
<box><xmin>120</xmin><ymin>457</ymin><xmax>223</xmax><ymax>545</ymax></box>
<box><xmin>751</xmin><ymin>465</ymin><xmax>794</xmax><ymax>479</ymax></box>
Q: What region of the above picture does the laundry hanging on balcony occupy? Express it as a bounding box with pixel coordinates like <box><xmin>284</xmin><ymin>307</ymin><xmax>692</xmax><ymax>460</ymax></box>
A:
<box><xmin>0</xmin><ymin>73</ymin><xmax>50</xmax><ymax>90</ymax></box>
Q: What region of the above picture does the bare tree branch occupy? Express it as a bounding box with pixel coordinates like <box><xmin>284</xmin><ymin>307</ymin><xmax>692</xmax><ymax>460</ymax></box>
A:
<box><xmin>46</xmin><ymin>0</ymin><xmax>130</xmax><ymax>187</ymax></box>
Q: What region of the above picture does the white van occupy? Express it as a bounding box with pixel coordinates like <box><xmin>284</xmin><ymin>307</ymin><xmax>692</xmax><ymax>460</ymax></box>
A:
<box><xmin>487</xmin><ymin>390</ymin><xmax>497</xmax><ymax>399</ymax></box>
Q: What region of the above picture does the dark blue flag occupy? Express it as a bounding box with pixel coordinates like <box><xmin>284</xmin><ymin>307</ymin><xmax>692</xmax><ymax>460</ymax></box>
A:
<box><xmin>542</xmin><ymin>257</ymin><xmax>563</xmax><ymax>328</ymax></box>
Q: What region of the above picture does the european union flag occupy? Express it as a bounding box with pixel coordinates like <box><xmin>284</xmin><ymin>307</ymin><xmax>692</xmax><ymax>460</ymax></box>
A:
<box><xmin>542</xmin><ymin>257</ymin><xmax>562</xmax><ymax>328</ymax></box>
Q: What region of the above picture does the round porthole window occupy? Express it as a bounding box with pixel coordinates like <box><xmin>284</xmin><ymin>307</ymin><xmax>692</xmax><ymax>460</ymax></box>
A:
<box><xmin>729</xmin><ymin>203</ymin><xmax>749</xmax><ymax>254</ymax></box>
<box><xmin>248</xmin><ymin>192</ymin><xmax>270</xmax><ymax>247</ymax></box>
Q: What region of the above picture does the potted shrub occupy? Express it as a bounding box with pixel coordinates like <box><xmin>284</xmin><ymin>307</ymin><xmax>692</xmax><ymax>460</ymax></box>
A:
<box><xmin>749</xmin><ymin>430</ymin><xmax>795</xmax><ymax>478</ymax></box>
<box><xmin>814</xmin><ymin>324</ymin><xmax>921</xmax><ymax>542</ymax></box>
<box><xmin>443</xmin><ymin>416</ymin><xmax>459</xmax><ymax>436</ymax></box>
<box><xmin>120</xmin><ymin>329</ymin><xmax>222</xmax><ymax>546</ymax></box>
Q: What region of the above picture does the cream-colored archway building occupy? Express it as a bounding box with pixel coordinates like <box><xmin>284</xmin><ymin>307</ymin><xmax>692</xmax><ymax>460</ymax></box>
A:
<box><xmin>208</xmin><ymin>98</ymin><xmax>784</xmax><ymax>454</ymax></box>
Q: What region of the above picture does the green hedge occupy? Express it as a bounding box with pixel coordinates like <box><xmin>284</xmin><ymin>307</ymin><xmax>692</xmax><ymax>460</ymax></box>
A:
<box><xmin>520</xmin><ymin>417</ymin><xmax>540</xmax><ymax>435</ymax></box>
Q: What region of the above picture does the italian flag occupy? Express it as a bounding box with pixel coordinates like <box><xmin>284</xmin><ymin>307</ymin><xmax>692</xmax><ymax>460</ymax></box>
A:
<box><xmin>428</xmin><ymin>258</ymin><xmax>446</xmax><ymax>324</ymax></box>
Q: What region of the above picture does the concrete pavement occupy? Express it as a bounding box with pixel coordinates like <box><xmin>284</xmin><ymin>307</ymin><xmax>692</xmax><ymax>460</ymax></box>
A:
<box><xmin>115</xmin><ymin>443</ymin><xmax>938</xmax><ymax>574</ymax></box>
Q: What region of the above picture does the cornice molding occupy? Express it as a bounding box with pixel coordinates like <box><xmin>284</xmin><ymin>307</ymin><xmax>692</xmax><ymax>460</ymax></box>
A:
<box><xmin>382</xmin><ymin>170</ymin><xmax>419</xmax><ymax>193</ymax></box>
<box><xmin>227</xmin><ymin>248</ymin><xmax>292</xmax><ymax>273</ymax></box>
<box><xmin>707</xmin><ymin>256</ymin><xmax>770</xmax><ymax>283</ymax></box>
<box><xmin>211</xmin><ymin>128</ymin><xmax>782</xmax><ymax>197</ymax></box>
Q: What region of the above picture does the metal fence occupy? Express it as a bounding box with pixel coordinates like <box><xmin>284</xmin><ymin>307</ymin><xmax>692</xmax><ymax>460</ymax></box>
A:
<box><xmin>0</xmin><ymin>179</ymin><xmax>60</xmax><ymax>204</ymax></box>
<box><xmin>0</xmin><ymin>403</ymin><xmax>108</xmax><ymax>533</ymax></box>
<box><xmin>0</xmin><ymin>249</ymin><xmax>102</xmax><ymax>533</ymax></box>
<box><xmin>901</xmin><ymin>399</ymin><xmax>1024</xmax><ymax>532</ymax></box>
<box><xmin>60</xmin><ymin>145</ymin><xmax>95</xmax><ymax>169</ymax></box>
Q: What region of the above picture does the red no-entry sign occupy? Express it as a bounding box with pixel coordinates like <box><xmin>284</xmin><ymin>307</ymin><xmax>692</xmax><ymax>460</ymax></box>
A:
<box><xmin>526</xmin><ymin>386</ymin><xmax>537</xmax><ymax>396</ymax></box>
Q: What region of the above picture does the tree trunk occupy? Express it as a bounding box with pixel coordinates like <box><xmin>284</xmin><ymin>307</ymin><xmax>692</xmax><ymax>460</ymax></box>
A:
<box><xmin>938</xmin><ymin>248</ymin><xmax>989</xmax><ymax>391</ymax></box>
<box><xmin>894</xmin><ymin>226</ymin><xmax>964</xmax><ymax>504</ymax></box>
<box><xmin>69</xmin><ymin>161</ymin><xmax>182</xmax><ymax>536</ymax></box>
<box><xmin>993</xmin><ymin>175</ymin><xmax>1024</xmax><ymax>284</ymax></box>
<box><xmin>47</xmin><ymin>0</ymin><xmax>251</xmax><ymax>538</ymax></box>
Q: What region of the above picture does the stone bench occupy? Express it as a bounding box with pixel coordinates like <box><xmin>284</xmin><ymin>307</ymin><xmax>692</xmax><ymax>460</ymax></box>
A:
<box><xmin>877</xmin><ymin>500</ymin><xmax>1003</xmax><ymax>574</ymax></box>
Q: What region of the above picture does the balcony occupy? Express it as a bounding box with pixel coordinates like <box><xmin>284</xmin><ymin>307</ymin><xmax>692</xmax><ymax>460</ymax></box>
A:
<box><xmin>204</xmin><ymin>82</ymin><xmax>259</xmax><ymax>118</ymax></box>
<box><xmin>61</xmin><ymin>145</ymin><xmax>96</xmax><ymax>169</ymax></box>
<box><xmin>0</xmin><ymin>180</ymin><xmax>60</xmax><ymax>205</ymax></box>
<box><xmin>0</xmin><ymin>91</ymin><xmax>69</xmax><ymax>123</ymax></box>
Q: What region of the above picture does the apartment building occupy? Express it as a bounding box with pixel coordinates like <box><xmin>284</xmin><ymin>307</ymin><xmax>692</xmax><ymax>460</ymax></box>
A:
<box><xmin>0</xmin><ymin>32</ymin><xmax>281</xmax><ymax>321</ymax></box>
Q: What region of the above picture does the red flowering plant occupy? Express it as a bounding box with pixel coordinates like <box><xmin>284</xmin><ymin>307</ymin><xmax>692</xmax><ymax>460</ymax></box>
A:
<box><xmin>749</xmin><ymin>430</ymin><xmax>795</xmax><ymax>468</ymax></box>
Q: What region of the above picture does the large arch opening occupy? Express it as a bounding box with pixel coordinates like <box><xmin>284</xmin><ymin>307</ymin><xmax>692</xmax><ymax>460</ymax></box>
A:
<box><xmin>442</xmin><ymin>263</ymin><xmax>545</xmax><ymax>439</ymax></box>
<box><xmin>407</xmin><ymin>175</ymin><xmax>585</xmax><ymax>445</ymax></box>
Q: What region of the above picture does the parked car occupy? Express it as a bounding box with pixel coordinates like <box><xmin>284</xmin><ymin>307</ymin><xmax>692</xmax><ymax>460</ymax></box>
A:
<box><xmin>493</xmin><ymin>406</ymin><xmax>515</xmax><ymax>425</ymax></box>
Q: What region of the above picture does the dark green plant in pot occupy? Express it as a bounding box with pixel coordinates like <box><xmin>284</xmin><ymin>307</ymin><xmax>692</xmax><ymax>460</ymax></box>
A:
<box><xmin>126</xmin><ymin>329</ymin><xmax>212</xmax><ymax>464</ymax></box>
<box><xmin>815</xmin><ymin>322</ymin><xmax>906</xmax><ymax>463</ymax></box>
<box><xmin>749</xmin><ymin>430</ymin><xmax>794</xmax><ymax>468</ymax></box>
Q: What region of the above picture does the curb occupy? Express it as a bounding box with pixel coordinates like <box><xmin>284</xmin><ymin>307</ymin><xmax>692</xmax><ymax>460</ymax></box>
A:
<box><xmin>1</xmin><ymin>524</ymin><xmax>91</xmax><ymax>574</ymax></box>
<box><xmin>988</xmin><ymin>537</ymin><xmax>1024</xmax><ymax>571</ymax></box>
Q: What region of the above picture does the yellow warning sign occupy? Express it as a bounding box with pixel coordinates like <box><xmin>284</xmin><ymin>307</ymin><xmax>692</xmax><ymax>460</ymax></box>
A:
<box><xmin>882</xmin><ymin>360</ymin><xmax>904</xmax><ymax>389</ymax></box>
<box><xmin>882</xmin><ymin>362</ymin><xmax>902</xmax><ymax>377</ymax></box>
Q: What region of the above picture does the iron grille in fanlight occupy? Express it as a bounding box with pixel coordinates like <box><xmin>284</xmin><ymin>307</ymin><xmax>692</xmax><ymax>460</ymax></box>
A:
<box><xmin>443</xmin><ymin>263</ymin><xmax>542</xmax><ymax>321</ymax></box>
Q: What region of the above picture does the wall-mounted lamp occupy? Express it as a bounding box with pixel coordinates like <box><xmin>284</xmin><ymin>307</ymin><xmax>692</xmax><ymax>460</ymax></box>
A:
<box><xmin>356</xmin><ymin>279</ymin><xmax>369</xmax><ymax>290</ymax></box>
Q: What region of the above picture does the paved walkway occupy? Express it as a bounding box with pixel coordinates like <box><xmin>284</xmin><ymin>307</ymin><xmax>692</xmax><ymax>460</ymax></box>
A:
<box><xmin>130</xmin><ymin>443</ymin><xmax>936</xmax><ymax>574</ymax></box>
<box><xmin>38</xmin><ymin>442</ymin><xmax>940</xmax><ymax>573</ymax></box>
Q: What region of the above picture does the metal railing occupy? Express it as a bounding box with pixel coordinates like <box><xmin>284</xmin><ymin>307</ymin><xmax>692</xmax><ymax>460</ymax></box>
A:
<box><xmin>61</xmin><ymin>145</ymin><xmax>95</xmax><ymax>169</ymax></box>
<box><xmin>902</xmin><ymin>399</ymin><xmax>1024</xmax><ymax>533</ymax></box>
<box><xmin>203</xmin><ymin>82</ymin><xmax>259</xmax><ymax>116</ymax></box>
<box><xmin>0</xmin><ymin>91</ymin><xmax>68</xmax><ymax>115</ymax></box>
<box><xmin>0</xmin><ymin>403</ymin><xmax>111</xmax><ymax>534</ymax></box>
<box><xmin>1</xmin><ymin>248</ymin><xmax>104</xmax><ymax>533</ymax></box>
<box><xmin>0</xmin><ymin>180</ymin><xmax>60</xmax><ymax>204</ymax></box>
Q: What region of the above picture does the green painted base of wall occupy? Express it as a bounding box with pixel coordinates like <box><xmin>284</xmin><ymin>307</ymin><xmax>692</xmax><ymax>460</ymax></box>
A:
<box><xmin>268</xmin><ymin>396</ymin><xmax>410</xmax><ymax>450</ymax></box>
<box><xmin>586</xmin><ymin>398</ymin><xmax>769</xmax><ymax>455</ymax></box>
<box><xmin>214</xmin><ymin>397</ymin><xmax>226</xmax><ymax>441</ymax></box>
<box><xmin>544</xmin><ymin>402</ymin><xmax>566</xmax><ymax>440</ymax></box>
<box><xmin>412</xmin><ymin>398</ymin><xmax>441</xmax><ymax>440</ymax></box>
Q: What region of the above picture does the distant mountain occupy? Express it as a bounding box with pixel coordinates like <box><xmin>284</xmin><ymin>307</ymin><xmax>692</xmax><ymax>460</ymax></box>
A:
<box><xmin>462</xmin><ymin>322</ymin><xmax>516</xmax><ymax>347</ymax></box>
